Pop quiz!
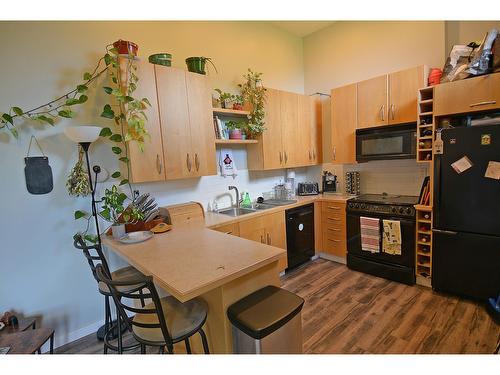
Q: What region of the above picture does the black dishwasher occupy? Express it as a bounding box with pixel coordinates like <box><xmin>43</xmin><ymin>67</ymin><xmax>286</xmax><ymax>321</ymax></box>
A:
<box><xmin>286</xmin><ymin>204</ymin><xmax>315</xmax><ymax>271</ymax></box>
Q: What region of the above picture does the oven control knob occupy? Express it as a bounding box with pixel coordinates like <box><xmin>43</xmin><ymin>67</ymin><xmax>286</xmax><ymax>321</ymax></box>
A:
<box><xmin>360</xmin><ymin>204</ymin><xmax>366</xmax><ymax>209</ymax></box>
<box><xmin>399</xmin><ymin>207</ymin><xmax>404</xmax><ymax>214</ymax></box>
<box><xmin>391</xmin><ymin>207</ymin><xmax>397</xmax><ymax>213</ymax></box>
<box><xmin>354</xmin><ymin>203</ymin><xmax>360</xmax><ymax>209</ymax></box>
<box><xmin>405</xmin><ymin>207</ymin><xmax>412</xmax><ymax>215</ymax></box>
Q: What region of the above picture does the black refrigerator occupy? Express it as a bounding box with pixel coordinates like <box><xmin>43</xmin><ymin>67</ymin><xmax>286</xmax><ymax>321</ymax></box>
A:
<box><xmin>433</xmin><ymin>124</ymin><xmax>500</xmax><ymax>301</ymax></box>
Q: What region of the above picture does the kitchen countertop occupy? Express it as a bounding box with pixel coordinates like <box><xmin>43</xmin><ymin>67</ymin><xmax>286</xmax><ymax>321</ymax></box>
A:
<box><xmin>206</xmin><ymin>193</ymin><xmax>354</xmax><ymax>228</ymax></box>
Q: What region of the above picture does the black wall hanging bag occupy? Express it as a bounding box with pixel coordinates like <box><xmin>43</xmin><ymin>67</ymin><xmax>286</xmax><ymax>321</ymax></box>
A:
<box><xmin>24</xmin><ymin>136</ymin><xmax>53</xmax><ymax>195</ymax></box>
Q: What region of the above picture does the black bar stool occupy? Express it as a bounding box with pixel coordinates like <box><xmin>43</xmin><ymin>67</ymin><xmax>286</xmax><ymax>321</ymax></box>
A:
<box><xmin>95</xmin><ymin>264</ymin><xmax>210</xmax><ymax>354</ymax></box>
<box><xmin>73</xmin><ymin>234</ymin><xmax>144</xmax><ymax>353</ymax></box>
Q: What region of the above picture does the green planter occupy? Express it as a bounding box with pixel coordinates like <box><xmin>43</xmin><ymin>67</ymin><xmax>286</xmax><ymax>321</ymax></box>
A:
<box><xmin>185</xmin><ymin>57</ymin><xmax>217</xmax><ymax>75</ymax></box>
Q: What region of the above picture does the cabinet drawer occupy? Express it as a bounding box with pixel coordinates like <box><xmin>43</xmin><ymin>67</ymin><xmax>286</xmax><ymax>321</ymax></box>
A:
<box><xmin>213</xmin><ymin>222</ymin><xmax>240</xmax><ymax>236</ymax></box>
<box><xmin>322</xmin><ymin>201</ymin><xmax>346</xmax><ymax>211</ymax></box>
<box><xmin>322</xmin><ymin>235</ymin><xmax>346</xmax><ymax>256</ymax></box>
<box><xmin>434</xmin><ymin>73</ymin><xmax>500</xmax><ymax>116</ymax></box>
<box><xmin>323</xmin><ymin>226</ymin><xmax>345</xmax><ymax>240</ymax></box>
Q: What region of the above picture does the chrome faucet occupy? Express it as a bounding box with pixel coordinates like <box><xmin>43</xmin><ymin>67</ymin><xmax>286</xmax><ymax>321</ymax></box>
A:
<box><xmin>228</xmin><ymin>186</ymin><xmax>242</xmax><ymax>208</ymax></box>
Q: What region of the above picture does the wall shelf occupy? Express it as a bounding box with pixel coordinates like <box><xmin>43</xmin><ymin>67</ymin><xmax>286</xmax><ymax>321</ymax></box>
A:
<box><xmin>215</xmin><ymin>139</ymin><xmax>258</xmax><ymax>145</ymax></box>
<box><xmin>212</xmin><ymin>108</ymin><xmax>250</xmax><ymax>117</ymax></box>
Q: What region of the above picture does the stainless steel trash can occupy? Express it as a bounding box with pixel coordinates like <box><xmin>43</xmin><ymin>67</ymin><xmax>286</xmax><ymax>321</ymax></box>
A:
<box><xmin>227</xmin><ymin>285</ymin><xmax>304</xmax><ymax>354</ymax></box>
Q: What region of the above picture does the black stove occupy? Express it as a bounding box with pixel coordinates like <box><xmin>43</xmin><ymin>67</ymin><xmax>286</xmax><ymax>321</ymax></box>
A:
<box><xmin>347</xmin><ymin>194</ymin><xmax>418</xmax><ymax>218</ymax></box>
<box><xmin>346</xmin><ymin>193</ymin><xmax>418</xmax><ymax>285</ymax></box>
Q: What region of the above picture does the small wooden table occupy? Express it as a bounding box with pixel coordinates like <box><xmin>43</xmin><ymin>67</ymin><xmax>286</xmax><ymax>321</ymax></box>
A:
<box><xmin>0</xmin><ymin>328</ymin><xmax>54</xmax><ymax>354</ymax></box>
<box><xmin>0</xmin><ymin>317</ymin><xmax>36</xmax><ymax>336</ymax></box>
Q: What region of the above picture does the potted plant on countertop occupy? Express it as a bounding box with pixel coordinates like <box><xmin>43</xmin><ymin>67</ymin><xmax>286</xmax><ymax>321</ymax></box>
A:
<box><xmin>214</xmin><ymin>89</ymin><xmax>234</xmax><ymax>109</ymax></box>
<box><xmin>225</xmin><ymin>120</ymin><xmax>244</xmax><ymax>140</ymax></box>
<box><xmin>99</xmin><ymin>185</ymin><xmax>144</xmax><ymax>239</ymax></box>
<box><xmin>232</xmin><ymin>94</ymin><xmax>245</xmax><ymax>111</ymax></box>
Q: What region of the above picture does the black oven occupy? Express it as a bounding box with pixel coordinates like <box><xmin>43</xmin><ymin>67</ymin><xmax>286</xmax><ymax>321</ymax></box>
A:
<box><xmin>346</xmin><ymin>196</ymin><xmax>417</xmax><ymax>285</ymax></box>
<box><xmin>356</xmin><ymin>123</ymin><xmax>416</xmax><ymax>162</ymax></box>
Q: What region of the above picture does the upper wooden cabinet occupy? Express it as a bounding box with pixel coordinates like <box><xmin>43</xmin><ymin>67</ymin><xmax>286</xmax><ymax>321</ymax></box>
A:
<box><xmin>126</xmin><ymin>62</ymin><xmax>216</xmax><ymax>183</ymax></box>
<box><xmin>247</xmin><ymin>88</ymin><xmax>322</xmax><ymax>170</ymax></box>
<box><xmin>357</xmin><ymin>75</ymin><xmax>388</xmax><ymax>128</ymax></box>
<box><xmin>124</xmin><ymin>60</ymin><xmax>166</xmax><ymax>183</ymax></box>
<box><xmin>330</xmin><ymin>83</ymin><xmax>357</xmax><ymax>164</ymax></box>
<box><xmin>389</xmin><ymin>65</ymin><xmax>426</xmax><ymax>124</ymax></box>
<box><xmin>357</xmin><ymin>65</ymin><xmax>427</xmax><ymax>129</ymax></box>
<box><xmin>434</xmin><ymin>72</ymin><xmax>500</xmax><ymax>116</ymax></box>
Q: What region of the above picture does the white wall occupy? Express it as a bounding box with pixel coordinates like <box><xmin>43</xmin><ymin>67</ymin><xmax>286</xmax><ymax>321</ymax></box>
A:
<box><xmin>303</xmin><ymin>21</ymin><xmax>446</xmax><ymax>194</ymax></box>
<box><xmin>0</xmin><ymin>21</ymin><xmax>306</xmax><ymax>348</ymax></box>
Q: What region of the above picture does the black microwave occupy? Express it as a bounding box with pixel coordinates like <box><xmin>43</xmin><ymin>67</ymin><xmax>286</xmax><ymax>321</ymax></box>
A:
<box><xmin>356</xmin><ymin>123</ymin><xmax>416</xmax><ymax>162</ymax></box>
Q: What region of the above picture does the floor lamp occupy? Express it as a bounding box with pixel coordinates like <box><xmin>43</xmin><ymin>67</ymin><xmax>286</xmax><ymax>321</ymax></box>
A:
<box><xmin>64</xmin><ymin>126</ymin><xmax>121</xmax><ymax>341</ymax></box>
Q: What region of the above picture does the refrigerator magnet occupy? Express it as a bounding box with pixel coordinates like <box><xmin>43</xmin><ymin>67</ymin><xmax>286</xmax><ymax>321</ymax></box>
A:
<box><xmin>484</xmin><ymin>161</ymin><xmax>500</xmax><ymax>180</ymax></box>
<box><xmin>451</xmin><ymin>156</ymin><xmax>473</xmax><ymax>174</ymax></box>
<box><xmin>481</xmin><ymin>134</ymin><xmax>491</xmax><ymax>146</ymax></box>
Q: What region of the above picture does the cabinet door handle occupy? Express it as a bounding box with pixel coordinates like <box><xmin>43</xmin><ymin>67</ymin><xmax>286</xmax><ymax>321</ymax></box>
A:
<box><xmin>327</xmin><ymin>217</ymin><xmax>341</xmax><ymax>221</ymax></box>
<box><xmin>328</xmin><ymin>206</ymin><xmax>341</xmax><ymax>210</ymax></box>
<box><xmin>195</xmin><ymin>153</ymin><xmax>200</xmax><ymax>171</ymax></box>
<box><xmin>186</xmin><ymin>153</ymin><xmax>192</xmax><ymax>172</ymax></box>
<box><xmin>333</xmin><ymin>146</ymin><xmax>336</xmax><ymax>161</ymax></box>
<box><xmin>328</xmin><ymin>228</ymin><xmax>340</xmax><ymax>232</ymax></box>
<box><xmin>391</xmin><ymin>104</ymin><xmax>395</xmax><ymax>120</ymax></box>
<box><xmin>309</xmin><ymin>150</ymin><xmax>312</xmax><ymax>160</ymax></box>
<box><xmin>313</xmin><ymin>149</ymin><xmax>316</xmax><ymax>160</ymax></box>
<box><xmin>284</xmin><ymin>151</ymin><xmax>288</xmax><ymax>164</ymax></box>
<box><xmin>380</xmin><ymin>105</ymin><xmax>385</xmax><ymax>121</ymax></box>
<box><xmin>156</xmin><ymin>154</ymin><xmax>162</xmax><ymax>174</ymax></box>
<box><xmin>328</xmin><ymin>239</ymin><xmax>341</xmax><ymax>243</ymax></box>
<box><xmin>469</xmin><ymin>100</ymin><xmax>496</xmax><ymax>107</ymax></box>
<box><xmin>260</xmin><ymin>235</ymin><xmax>265</xmax><ymax>243</ymax></box>
<box><xmin>267</xmin><ymin>233</ymin><xmax>271</xmax><ymax>245</ymax></box>
<box><xmin>279</xmin><ymin>151</ymin><xmax>283</xmax><ymax>164</ymax></box>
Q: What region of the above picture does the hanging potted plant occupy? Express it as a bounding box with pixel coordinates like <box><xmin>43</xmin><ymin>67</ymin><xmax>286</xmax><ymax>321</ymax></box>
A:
<box><xmin>112</xmin><ymin>39</ymin><xmax>138</xmax><ymax>56</ymax></box>
<box><xmin>225</xmin><ymin>120</ymin><xmax>244</xmax><ymax>140</ymax></box>
<box><xmin>185</xmin><ymin>56</ymin><xmax>218</xmax><ymax>75</ymax></box>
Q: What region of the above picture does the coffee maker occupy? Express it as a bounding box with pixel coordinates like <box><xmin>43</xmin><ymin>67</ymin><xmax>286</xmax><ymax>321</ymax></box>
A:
<box><xmin>322</xmin><ymin>171</ymin><xmax>338</xmax><ymax>193</ymax></box>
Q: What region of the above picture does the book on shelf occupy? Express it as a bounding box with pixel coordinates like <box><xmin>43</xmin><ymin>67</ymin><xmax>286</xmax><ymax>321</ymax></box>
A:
<box><xmin>418</xmin><ymin>176</ymin><xmax>431</xmax><ymax>205</ymax></box>
<box><xmin>213</xmin><ymin>116</ymin><xmax>229</xmax><ymax>140</ymax></box>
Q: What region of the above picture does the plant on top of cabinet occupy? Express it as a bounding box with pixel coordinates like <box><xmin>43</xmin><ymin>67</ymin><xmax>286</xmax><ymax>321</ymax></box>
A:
<box><xmin>214</xmin><ymin>89</ymin><xmax>234</xmax><ymax>109</ymax></box>
<box><xmin>238</xmin><ymin>69</ymin><xmax>267</xmax><ymax>136</ymax></box>
<box><xmin>232</xmin><ymin>94</ymin><xmax>245</xmax><ymax>110</ymax></box>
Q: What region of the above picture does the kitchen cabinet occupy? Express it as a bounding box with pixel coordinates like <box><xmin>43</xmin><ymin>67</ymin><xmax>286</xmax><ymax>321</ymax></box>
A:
<box><xmin>321</xmin><ymin>201</ymin><xmax>347</xmax><ymax>259</ymax></box>
<box><xmin>155</xmin><ymin>66</ymin><xmax>216</xmax><ymax>179</ymax></box>
<box><xmin>213</xmin><ymin>222</ymin><xmax>240</xmax><ymax>236</ymax></box>
<box><xmin>123</xmin><ymin>60</ymin><xmax>166</xmax><ymax>183</ymax></box>
<box><xmin>247</xmin><ymin>88</ymin><xmax>321</xmax><ymax>170</ymax></box>
<box><xmin>298</xmin><ymin>95</ymin><xmax>322</xmax><ymax>165</ymax></box>
<box><xmin>125</xmin><ymin>62</ymin><xmax>216</xmax><ymax>183</ymax></box>
<box><xmin>239</xmin><ymin>211</ymin><xmax>287</xmax><ymax>271</ymax></box>
<box><xmin>330</xmin><ymin>83</ymin><xmax>357</xmax><ymax>164</ymax></box>
<box><xmin>434</xmin><ymin>72</ymin><xmax>500</xmax><ymax>116</ymax></box>
<box><xmin>357</xmin><ymin>74</ymin><xmax>388</xmax><ymax>128</ymax></box>
<box><xmin>357</xmin><ymin>65</ymin><xmax>426</xmax><ymax>129</ymax></box>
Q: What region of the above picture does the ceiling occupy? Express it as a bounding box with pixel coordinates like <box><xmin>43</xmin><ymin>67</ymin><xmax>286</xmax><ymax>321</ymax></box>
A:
<box><xmin>271</xmin><ymin>21</ymin><xmax>335</xmax><ymax>37</ymax></box>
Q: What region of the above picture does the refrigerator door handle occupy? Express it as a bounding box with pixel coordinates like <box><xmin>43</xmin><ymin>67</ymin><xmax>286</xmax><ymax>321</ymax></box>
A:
<box><xmin>432</xmin><ymin>229</ymin><xmax>458</xmax><ymax>235</ymax></box>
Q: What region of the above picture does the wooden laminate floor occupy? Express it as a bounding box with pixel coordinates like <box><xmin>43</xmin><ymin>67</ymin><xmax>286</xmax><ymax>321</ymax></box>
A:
<box><xmin>56</xmin><ymin>259</ymin><xmax>500</xmax><ymax>354</ymax></box>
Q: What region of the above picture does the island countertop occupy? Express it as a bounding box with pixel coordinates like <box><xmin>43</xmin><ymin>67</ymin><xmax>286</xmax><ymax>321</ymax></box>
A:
<box><xmin>102</xmin><ymin>219</ymin><xmax>285</xmax><ymax>303</ymax></box>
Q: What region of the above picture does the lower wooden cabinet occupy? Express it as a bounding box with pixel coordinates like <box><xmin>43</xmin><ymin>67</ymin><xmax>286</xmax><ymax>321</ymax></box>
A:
<box><xmin>212</xmin><ymin>222</ymin><xmax>240</xmax><ymax>237</ymax></box>
<box><xmin>238</xmin><ymin>211</ymin><xmax>287</xmax><ymax>272</ymax></box>
<box><xmin>321</xmin><ymin>201</ymin><xmax>347</xmax><ymax>259</ymax></box>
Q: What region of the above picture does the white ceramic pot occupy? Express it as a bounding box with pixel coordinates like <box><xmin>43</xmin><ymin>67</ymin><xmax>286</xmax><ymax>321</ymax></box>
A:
<box><xmin>112</xmin><ymin>224</ymin><xmax>126</xmax><ymax>239</ymax></box>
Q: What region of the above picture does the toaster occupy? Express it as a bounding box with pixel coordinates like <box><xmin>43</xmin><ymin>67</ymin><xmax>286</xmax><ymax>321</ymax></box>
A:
<box><xmin>297</xmin><ymin>182</ymin><xmax>319</xmax><ymax>196</ymax></box>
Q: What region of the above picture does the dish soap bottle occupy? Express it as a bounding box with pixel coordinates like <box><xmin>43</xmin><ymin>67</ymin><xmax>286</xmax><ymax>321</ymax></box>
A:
<box><xmin>242</xmin><ymin>192</ymin><xmax>252</xmax><ymax>208</ymax></box>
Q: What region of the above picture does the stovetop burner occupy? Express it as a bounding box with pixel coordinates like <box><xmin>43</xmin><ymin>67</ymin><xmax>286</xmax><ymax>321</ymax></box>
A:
<box><xmin>349</xmin><ymin>193</ymin><xmax>419</xmax><ymax>206</ymax></box>
<box><xmin>347</xmin><ymin>193</ymin><xmax>419</xmax><ymax>218</ymax></box>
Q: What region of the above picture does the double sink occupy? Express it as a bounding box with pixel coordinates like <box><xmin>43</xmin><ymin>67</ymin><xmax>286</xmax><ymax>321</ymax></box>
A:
<box><xmin>217</xmin><ymin>201</ymin><xmax>297</xmax><ymax>217</ymax></box>
<box><xmin>217</xmin><ymin>203</ymin><xmax>276</xmax><ymax>217</ymax></box>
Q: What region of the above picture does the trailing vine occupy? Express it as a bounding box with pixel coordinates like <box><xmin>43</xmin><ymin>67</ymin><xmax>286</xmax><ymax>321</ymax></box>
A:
<box><xmin>238</xmin><ymin>68</ymin><xmax>267</xmax><ymax>136</ymax></box>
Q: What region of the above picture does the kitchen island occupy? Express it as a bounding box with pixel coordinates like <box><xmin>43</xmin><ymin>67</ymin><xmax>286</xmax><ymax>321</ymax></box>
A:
<box><xmin>102</xmin><ymin>218</ymin><xmax>284</xmax><ymax>354</ymax></box>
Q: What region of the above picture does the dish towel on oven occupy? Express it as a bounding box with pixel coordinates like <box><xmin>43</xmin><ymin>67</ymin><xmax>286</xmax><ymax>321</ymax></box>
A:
<box><xmin>360</xmin><ymin>216</ymin><xmax>380</xmax><ymax>253</ymax></box>
<box><xmin>382</xmin><ymin>220</ymin><xmax>401</xmax><ymax>255</ymax></box>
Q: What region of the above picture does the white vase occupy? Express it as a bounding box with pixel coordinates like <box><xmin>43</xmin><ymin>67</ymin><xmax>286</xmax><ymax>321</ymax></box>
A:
<box><xmin>112</xmin><ymin>224</ymin><xmax>126</xmax><ymax>239</ymax></box>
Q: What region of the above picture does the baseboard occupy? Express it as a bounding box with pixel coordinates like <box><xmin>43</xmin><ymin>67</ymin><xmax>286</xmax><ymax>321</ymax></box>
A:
<box><xmin>319</xmin><ymin>253</ymin><xmax>347</xmax><ymax>265</ymax></box>
<box><xmin>42</xmin><ymin>318</ymin><xmax>104</xmax><ymax>352</ymax></box>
